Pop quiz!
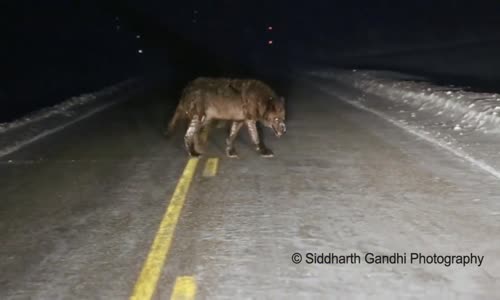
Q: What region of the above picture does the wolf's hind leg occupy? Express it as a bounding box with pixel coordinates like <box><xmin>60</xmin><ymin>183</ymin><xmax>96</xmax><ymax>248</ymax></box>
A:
<box><xmin>195</xmin><ymin>116</ymin><xmax>210</xmax><ymax>153</ymax></box>
<box><xmin>184</xmin><ymin>115</ymin><xmax>202</xmax><ymax>157</ymax></box>
<box><xmin>225</xmin><ymin>121</ymin><xmax>243</xmax><ymax>158</ymax></box>
<box><xmin>245</xmin><ymin>120</ymin><xmax>274</xmax><ymax>157</ymax></box>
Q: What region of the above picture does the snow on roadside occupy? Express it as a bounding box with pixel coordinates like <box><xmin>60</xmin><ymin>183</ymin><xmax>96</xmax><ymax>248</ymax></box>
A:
<box><xmin>0</xmin><ymin>78</ymin><xmax>142</xmax><ymax>158</ymax></box>
<box><xmin>0</xmin><ymin>79</ymin><xmax>136</xmax><ymax>134</ymax></box>
<box><xmin>311</xmin><ymin>70</ymin><xmax>500</xmax><ymax>133</ymax></box>
<box><xmin>308</xmin><ymin>69</ymin><xmax>500</xmax><ymax>180</ymax></box>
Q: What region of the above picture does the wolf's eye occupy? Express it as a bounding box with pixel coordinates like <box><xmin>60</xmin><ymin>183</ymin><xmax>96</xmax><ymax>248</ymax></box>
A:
<box><xmin>274</xmin><ymin>118</ymin><xmax>279</xmax><ymax>121</ymax></box>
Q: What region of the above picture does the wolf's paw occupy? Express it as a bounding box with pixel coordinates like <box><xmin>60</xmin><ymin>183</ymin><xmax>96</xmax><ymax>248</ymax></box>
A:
<box><xmin>188</xmin><ymin>151</ymin><xmax>202</xmax><ymax>158</ymax></box>
<box><xmin>226</xmin><ymin>148</ymin><xmax>239</xmax><ymax>158</ymax></box>
<box><xmin>258</xmin><ymin>148</ymin><xmax>274</xmax><ymax>158</ymax></box>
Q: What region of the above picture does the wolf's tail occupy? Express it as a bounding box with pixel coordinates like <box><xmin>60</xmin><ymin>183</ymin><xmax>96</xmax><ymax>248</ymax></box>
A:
<box><xmin>163</xmin><ymin>107</ymin><xmax>183</xmax><ymax>137</ymax></box>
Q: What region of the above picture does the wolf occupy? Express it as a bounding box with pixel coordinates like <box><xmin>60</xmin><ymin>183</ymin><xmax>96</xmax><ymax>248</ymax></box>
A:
<box><xmin>165</xmin><ymin>77</ymin><xmax>286</xmax><ymax>158</ymax></box>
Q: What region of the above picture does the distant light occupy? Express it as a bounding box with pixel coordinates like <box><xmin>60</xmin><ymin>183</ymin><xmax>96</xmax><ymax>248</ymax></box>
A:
<box><xmin>268</xmin><ymin>40</ymin><xmax>273</xmax><ymax>45</ymax></box>
<box><xmin>136</xmin><ymin>34</ymin><xmax>141</xmax><ymax>39</ymax></box>
<box><xmin>138</xmin><ymin>49</ymin><xmax>143</xmax><ymax>54</ymax></box>
<box><xmin>194</xmin><ymin>10</ymin><xmax>198</xmax><ymax>14</ymax></box>
<box><xmin>268</xmin><ymin>26</ymin><xmax>273</xmax><ymax>30</ymax></box>
<box><xmin>116</xmin><ymin>25</ymin><xmax>120</xmax><ymax>31</ymax></box>
<box><xmin>115</xmin><ymin>16</ymin><xmax>119</xmax><ymax>21</ymax></box>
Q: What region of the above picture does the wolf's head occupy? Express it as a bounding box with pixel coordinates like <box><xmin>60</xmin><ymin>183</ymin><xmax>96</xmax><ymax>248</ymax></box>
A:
<box><xmin>263</xmin><ymin>96</ymin><xmax>286</xmax><ymax>137</ymax></box>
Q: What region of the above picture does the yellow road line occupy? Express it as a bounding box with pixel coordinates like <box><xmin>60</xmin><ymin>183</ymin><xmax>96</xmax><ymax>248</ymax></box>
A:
<box><xmin>130</xmin><ymin>158</ymin><xmax>199</xmax><ymax>300</ymax></box>
<box><xmin>170</xmin><ymin>276</ymin><xmax>197</xmax><ymax>300</ymax></box>
<box><xmin>202</xmin><ymin>158</ymin><xmax>218</xmax><ymax>177</ymax></box>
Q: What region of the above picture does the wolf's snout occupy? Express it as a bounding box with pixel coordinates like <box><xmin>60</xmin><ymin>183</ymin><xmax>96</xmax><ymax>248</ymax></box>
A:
<box><xmin>274</xmin><ymin>122</ymin><xmax>286</xmax><ymax>137</ymax></box>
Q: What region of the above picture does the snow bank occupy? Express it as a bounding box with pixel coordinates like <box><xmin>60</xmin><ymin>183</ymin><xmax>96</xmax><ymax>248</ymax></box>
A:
<box><xmin>0</xmin><ymin>79</ymin><xmax>136</xmax><ymax>133</ymax></box>
<box><xmin>311</xmin><ymin>70</ymin><xmax>500</xmax><ymax>133</ymax></box>
<box><xmin>308</xmin><ymin>69</ymin><xmax>500</xmax><ymax>179</ymax></box>
<box><xmin>0</xmin><ymin>78</ymin><xmax>142</xmax><ymax>158</ymax></box>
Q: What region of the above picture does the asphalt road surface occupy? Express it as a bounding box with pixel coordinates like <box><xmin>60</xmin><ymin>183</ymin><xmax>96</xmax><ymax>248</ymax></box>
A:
<box><xmin>1</xmin><ymin>78</ymin><xmax>499</xmax><ymax>299</ymax></box>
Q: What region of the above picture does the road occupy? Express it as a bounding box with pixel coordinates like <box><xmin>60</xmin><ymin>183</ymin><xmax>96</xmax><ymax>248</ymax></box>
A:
<box><xmin>1</xmin><ymin>77</ymin><xmax>499</xmax><ymax>299</ymax></box>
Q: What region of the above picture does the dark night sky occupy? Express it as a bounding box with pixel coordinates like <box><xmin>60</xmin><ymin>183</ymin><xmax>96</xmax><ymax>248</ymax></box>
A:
<box><xmin>2</xmin><ymin>0</ymin><xmax>500</xmax><ymax>121</ymax></box>
<box><xmin>4</xmin><ymin>1</ymin><xmax>500</xmax><ymax>72</ymax></box>
<box><xmin>125</xmin><ymin>0</ymin><xmax>500</xmax><ymax>59</ymax></box>
<box><xmin>4</xmin><ymin>1</ymin><xmax>500</xmax><ymax>64</ymax></box>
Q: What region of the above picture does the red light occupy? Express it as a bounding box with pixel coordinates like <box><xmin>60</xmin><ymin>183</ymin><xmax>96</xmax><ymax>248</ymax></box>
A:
<box><xmin>268</xmin><ymin>40</ymin><xmax>273</xmax><ymax>45</ymax></box>
<box><xmin>268</xmin><ymin>26</ymin><xmax>273</xmax><ymax>30</ymax></box>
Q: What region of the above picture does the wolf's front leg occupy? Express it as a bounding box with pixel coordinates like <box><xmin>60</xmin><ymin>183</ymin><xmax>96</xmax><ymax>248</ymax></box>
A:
<box><xmin>245</xmin><ymin>120</ymin><xmax>274</xmax><ymax>157</ymax></box>
<box><xmin>225</xmin><ymin>121</ymin><xmax>243</xmax><ymax>158</ymax></box>
<box><xmin>184</xmin><ymin>115</ymin><xmax>202</xmax><ymax>157</ymax></box>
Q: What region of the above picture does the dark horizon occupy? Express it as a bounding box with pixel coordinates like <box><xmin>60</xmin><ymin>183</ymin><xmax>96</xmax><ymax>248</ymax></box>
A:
<box><xmin>2</xmin><ymin>0</ymin><xmax>500</xmax><ymax>122</ymax></box>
